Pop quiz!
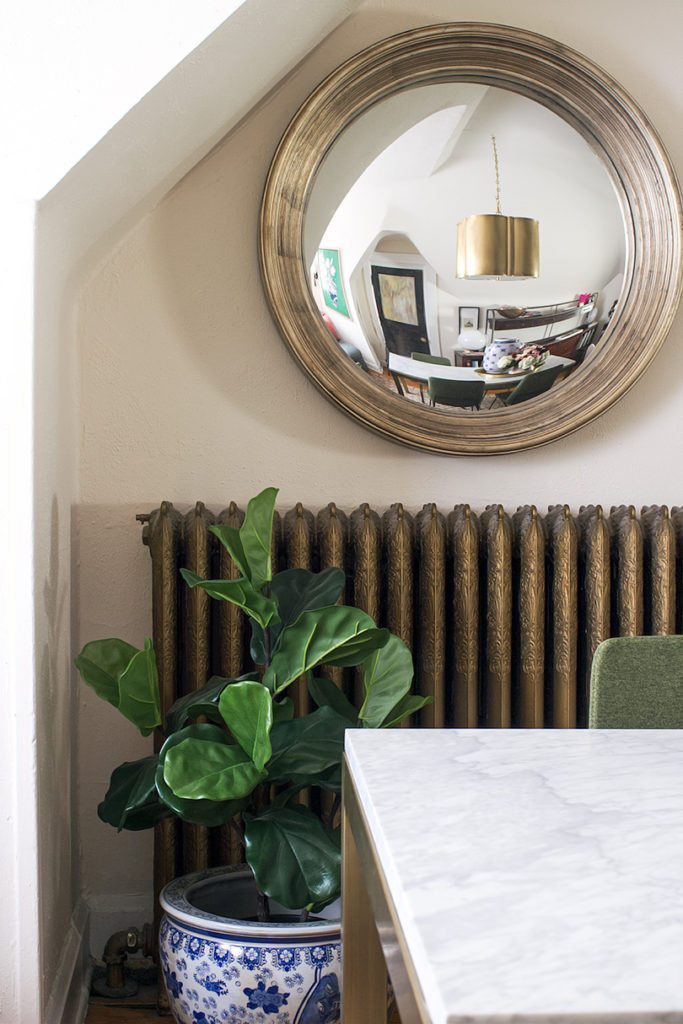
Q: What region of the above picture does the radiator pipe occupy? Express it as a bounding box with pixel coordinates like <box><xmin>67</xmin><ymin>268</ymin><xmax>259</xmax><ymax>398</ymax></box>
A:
<box><xmin>91</xmin><ymin>923</ymin><xmax>154</xmax><ymax>999</ymax></box>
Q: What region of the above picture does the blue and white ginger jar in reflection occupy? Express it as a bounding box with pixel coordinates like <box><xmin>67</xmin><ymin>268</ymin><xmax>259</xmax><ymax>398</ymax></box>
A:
<box><xmin>159</xmin><ymin>867</ymin><xmax>341</xmax><ymax>1024</ymax></box>
<box><xmin>482</xmin><ymin>338</ymin><xmax>520</xmax><ymax>372</ymax></box>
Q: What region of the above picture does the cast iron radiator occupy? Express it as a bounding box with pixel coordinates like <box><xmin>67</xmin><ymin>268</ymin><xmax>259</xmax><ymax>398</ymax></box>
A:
<box><xmin>138</xmin><ymin>500</ymin><xmax>681</xmax><ymax>919</ymax></box>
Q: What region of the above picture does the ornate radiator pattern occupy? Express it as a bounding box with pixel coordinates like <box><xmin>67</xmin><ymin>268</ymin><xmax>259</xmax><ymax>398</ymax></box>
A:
<box><xmin>138</xmin><ymin>500</ymin><xmax>681</xmax><ymax>929</ymax></box>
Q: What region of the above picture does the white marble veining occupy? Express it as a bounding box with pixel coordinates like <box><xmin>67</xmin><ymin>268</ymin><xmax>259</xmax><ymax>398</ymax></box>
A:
<box><xmin>345</xmin><ymin>729</ymin><xmax>683</xmax><ymax>1023</ymax></box>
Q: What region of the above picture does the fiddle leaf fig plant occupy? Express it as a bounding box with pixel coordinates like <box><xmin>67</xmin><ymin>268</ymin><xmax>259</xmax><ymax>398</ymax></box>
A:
<box><xmin>76</xmin><ymin>487</ymin><xmax>431</xmax><ymax>917</ymax></box>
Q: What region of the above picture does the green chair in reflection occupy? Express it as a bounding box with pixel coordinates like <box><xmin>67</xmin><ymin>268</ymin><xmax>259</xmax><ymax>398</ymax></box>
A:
<box><xmin>428</xmin><ymin>377</ymin><xmax>485</xmax><ymax>410</ymax></box>
<box><xmin>504</xmin><ymin>364</ymin><xmax>565</xmax><ymax>406</ymax></box>
<box><xmin>589</xmin><ymin>635</ymin><xmax>683</xmax><ymax>728</ymax></box>
<box><xmin>410</xmin><ymin>351</ymin><xmax>451</xmax><ymax>366</ymax></box>
<box><xmin>402</xmin><ymin>352</ymin><xmax>451</xmax><ymax>402</ymax></box>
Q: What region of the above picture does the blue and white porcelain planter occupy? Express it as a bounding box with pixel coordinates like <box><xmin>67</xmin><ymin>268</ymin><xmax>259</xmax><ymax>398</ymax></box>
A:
<box><xmin>482</xmin><ymin>338</ymin><xmax>520</xmax><ymax>373</ymax></box>
<box><xmin>159</xmin><ymin>866</ymin><xmax>341</xmax><ymax>1024</ymax></box>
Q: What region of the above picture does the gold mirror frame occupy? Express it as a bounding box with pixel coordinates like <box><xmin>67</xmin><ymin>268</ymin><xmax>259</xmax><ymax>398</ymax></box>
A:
<box><xmin>259</xmin><ymin>23</ymin><xmax>682</xmax><ymax>455</ymax></box>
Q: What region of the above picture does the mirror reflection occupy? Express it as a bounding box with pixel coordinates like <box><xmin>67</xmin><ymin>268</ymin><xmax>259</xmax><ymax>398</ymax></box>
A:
<box><xmin>305</xmin><ymin>84</ymin><xmax>626</xmax><ymax>411</ymax></box>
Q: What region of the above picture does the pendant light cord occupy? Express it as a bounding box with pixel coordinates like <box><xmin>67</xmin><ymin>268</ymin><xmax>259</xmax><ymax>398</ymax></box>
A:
<box><xmin>492</xmin><ymin>135</ymin><xmax>502</xmax><ymax>215</ymax></box>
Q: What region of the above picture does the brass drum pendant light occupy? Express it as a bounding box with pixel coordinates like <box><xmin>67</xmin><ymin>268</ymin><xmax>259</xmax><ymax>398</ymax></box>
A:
<box><xmin>456</xmin><ymin>136</ymin><xmax>539</xmax><ymax>280</ymax></box>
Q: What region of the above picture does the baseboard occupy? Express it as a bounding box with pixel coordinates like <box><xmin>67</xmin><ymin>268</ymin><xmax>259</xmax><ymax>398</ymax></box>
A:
<box><xmin>44</xmin><ymin>897</ymin><xmax>91</xmax><ymax>1024</ymax></box>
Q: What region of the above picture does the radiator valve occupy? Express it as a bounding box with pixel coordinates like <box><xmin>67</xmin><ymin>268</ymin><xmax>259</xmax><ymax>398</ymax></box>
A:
<box><xmin>92</xmin><ymin>923</ymin><xmax>154</xmax><ymax>999</ymax></box>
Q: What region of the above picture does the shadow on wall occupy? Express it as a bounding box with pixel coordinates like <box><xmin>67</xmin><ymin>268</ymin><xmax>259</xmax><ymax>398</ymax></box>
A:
<box><xmin>39</xmin><ymin>496</ymin><xmax>74</xmax><ymax>947</ymax></box>
<box><xmin>75</xmin><ymin>502</ymin><xmax>155</xmax><ymax>953</ymax></box>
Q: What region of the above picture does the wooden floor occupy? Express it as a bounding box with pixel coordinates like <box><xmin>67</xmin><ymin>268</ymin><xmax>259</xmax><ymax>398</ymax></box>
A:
<box><xmin>87</xmin><ymin>1009</ymin><xmax>400</xmax><ymax>1023</ymax></box>
<box><xmin>85</xmin><ymin>988</ymin><xmax>402</xmax><ymax>1022</ymax></box>
<box><xmin>86</xmin><ymin>1007</ymin><xmax>159</xmax><ymax>1023</ymax></box>
<box><xmin>85</xmin><ymin>979</ymin><xmax>159</xmax><ymax>1023</ymax></box>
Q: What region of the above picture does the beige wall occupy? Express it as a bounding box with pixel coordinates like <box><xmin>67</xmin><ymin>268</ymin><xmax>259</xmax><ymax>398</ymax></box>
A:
<box><xmin>77</xmin><ymin>0</ymin><xmax>683</xmax><ymax>938</ymax></box>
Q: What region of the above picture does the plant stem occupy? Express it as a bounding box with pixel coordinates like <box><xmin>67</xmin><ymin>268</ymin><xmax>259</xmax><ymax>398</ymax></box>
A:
<box><xmin>263</xmin><ymin>583</ymin><xmax>272</xmax><ymax>669</ymax></box>
<box><xmin>326</xmin><ymin>793</ymin><xmax>341</xmax><ymax>830</ymax></box>
<box><xmin>299</xmin><ymin>907</ymin><xmax>310</xmax><ymax>922</ymax></box>
<box><xmin>256</xmin><ymin>889</ymin><xmax>271</xmax><ymax>923</ymax></box>
<box><xmin>253</xmin><ymin>780</ymin><xmax>270</xmax><ymax>814</ymax></box>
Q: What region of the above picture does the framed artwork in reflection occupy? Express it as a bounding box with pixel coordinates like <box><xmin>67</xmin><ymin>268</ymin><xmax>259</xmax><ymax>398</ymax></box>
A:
<box><xmin>459</xmin><ymin>306</ymin><xmax>480</xmax><ymax>332</ymax></box>
<box><xmin>319</xmin><ymin>248</ymin><xmax>351</xmax><ymax>318</ymax></box>
<box><xmin>377</xmin><ymin>272</ymin><xmax>420</xmax><ymax>325</ymax></box>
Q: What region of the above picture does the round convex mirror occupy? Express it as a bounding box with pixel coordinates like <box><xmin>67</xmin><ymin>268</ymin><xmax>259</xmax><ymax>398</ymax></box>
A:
<box><xmin>305</xmin><ymin>84</ymin><xmax>625</xmax><ymax>412</ymax></box>
<box><xmin>260</xmin><ymin>25</ymin><xmax>682</xmax><ymax>455</ymax></box>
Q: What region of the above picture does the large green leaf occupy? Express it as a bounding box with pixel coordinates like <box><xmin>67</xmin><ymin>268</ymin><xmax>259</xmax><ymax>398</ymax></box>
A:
<box><xmin>358</xmin><ymin>634</ymin><xmax>414</xmax><ymax>729</ymax></box>
<box><xmin>250</xmin><ymin>567</ymin><xmax>345</xmax><ymax>663</ymax></box>
<box><xmin>116</xmin><ymin>639</ymin><xmax>162</xmax><ymax>735</ymax></box>
<box><xmin>180</xmin><ymin>569</ymin><xmax>278</xmax><ymax>629</ymax></box>
<box><xmin>271</xmin><ymin>567</ymin><xmax>345</xmax><ymax>629</ymax></box>
<box><xmin>165</xmin><ymin>673</ymin><xmax>259</xmax><ymax>733</ymax></box>
<box><xmin>209</xmin><ymin>522</ymin><xmax>249</xmax><ymax>579</ymax></box>
<box><xmin>157</xmin><ymin>725</ymin><xmax>250</xmax><ymax>826</ymax></box>
<box><xmin>263</xmin><ymin>606</ymin><xmax>389</xmax><ymax>693</ymax></box>
<box><xmin>219</xmin><ymin>680</ymin><xmax>273</xmax><ymax>770</ymax></box>
<box><xmin>98</xmin><ymin>756</ymin><xmax>171</xmax><ymax>832</ymax></box>
<box><xmin>75</xmin><ymin>638</ymin><xmax>139</xmax><ymax>706</ymax></box>
<box><xmin>240</xmin><ymin>487</ymin><xmax>278</xmax><ymax>589</ymax></box>
<box><xmin>164</xmin><ymin>734</ymin><xmax>265</xmax><ymax>801</ymax></box>
<box><xmin>249</xmin><ymin>621</ymin><xmax>274</xmax><ymax>666</ymax></box>
<box><xmin>379</xmin><ymin>693</ymin><xmax>433</xmax><ymax>729</ymax></box>
<box><xmin>270</xmin><ymin>764</ymin><xmax>342</xmax><ymax>812</ymax></box>
<box><xmin>75</xmin><ymin>637</ymin><xmax>161</xmax><ymax>736</ymax></box>
<box><xmin>308</xmin><ymin>675</ymin><xmax>358</xmax><ymax>723</ymax></box>
<box><xmin>243</xmin><ymin>805</ymin><xmax>341</xmax><ymax>910</ymax></box>
<box><xmin>267</xmin><ymin>706</ymin><xmax>350</xmax><ymax>781</ymax></box>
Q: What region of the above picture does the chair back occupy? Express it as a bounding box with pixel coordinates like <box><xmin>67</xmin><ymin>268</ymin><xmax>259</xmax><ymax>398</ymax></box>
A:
<box><xmin>589</xmin><ymin>635</ymin><xmax>683</xmax><ymax>728</ymax></box>
<box><xmin>428</xmin><ymin>377</ymin><xmax>485</xmax><ymax>409</ymax></box>
<box><xmin>504</xmin><ymin>364</ymin><xmax>564</xmax><ymax>406</ymax></box>
<box><xmin>411</xmin><ymin>351</ymin><xmax>450</xmax><ymax>366</ymax></box>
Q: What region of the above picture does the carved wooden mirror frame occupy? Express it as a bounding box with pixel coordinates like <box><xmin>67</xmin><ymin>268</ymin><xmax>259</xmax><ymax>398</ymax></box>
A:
<box><xmin>259</xmin><ymin>23</ymin><xmax>682</xmax><ymax>455</ymax></box>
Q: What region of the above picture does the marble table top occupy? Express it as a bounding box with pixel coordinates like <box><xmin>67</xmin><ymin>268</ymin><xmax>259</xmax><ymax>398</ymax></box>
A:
<box><xmin>345</xmin><ymin>729</ymin><xmax>683</xmax><ymax>1023</ymax></box>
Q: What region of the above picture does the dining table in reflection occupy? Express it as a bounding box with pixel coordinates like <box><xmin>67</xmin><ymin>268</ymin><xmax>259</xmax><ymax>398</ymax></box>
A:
<box><xmin>387</xmin><ymin>351</ymin><xmax>574</xmax><ymax>403</ymax></box>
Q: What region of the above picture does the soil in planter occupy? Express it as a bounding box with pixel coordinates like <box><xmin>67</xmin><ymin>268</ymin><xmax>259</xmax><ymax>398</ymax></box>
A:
<box><xmin>186</xmin><ymin>872</ymin><xmax>340</xmax><ymax>925</ymax></box>
<box><xmin>242</xmin><ymin>913</ymin><xmax>326</xmax><ymax>924</ymax></box>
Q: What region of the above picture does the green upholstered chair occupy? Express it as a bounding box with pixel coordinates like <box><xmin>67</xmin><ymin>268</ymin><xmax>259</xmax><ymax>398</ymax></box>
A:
<box><xmin>428</xmin><ymin>377</ymin><xmax>486</xmax><ymax>410</ymax></box>
<box><xmin>504</xmin><ymin>364</ymin><xmax>565</xmax><ymax>406</ymax></box>
<box><xmin>410</xmin><ymin>351</ymin><xmax>451</xmax><ymax>366</ymax></box>
<box><xmin>589</xmin><ymin>635</ymin><xmax>683</xmax><ymax>728</ymax></box>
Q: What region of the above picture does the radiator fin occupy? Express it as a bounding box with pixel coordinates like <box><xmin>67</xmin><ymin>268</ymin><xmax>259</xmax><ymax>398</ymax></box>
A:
<box><xmin>578</xmin><ymin>505</ymin><xmax>611</xmax><ymax>725</ymax></box>
<box><xmin>350</xmin><ymin>504</ymin><xmax>382</xmax><ymax>707</ymax></box>
<box><xmin>449</xmin><ymin>506</ymin><xmax>479</xmax><ymax>728</ymax></box>
<box><xmin>181</xmin><ymin>503</ymin><xmax>214</xmax><ymax>873</ymax></box>
<box><xmin>514</xmin><ymin>505</ymin><xmax>545</xmax><ymax>728</ymax></box>
<box><xmin>481</xmin><ymin>505</ymin><xmax>512</xmax><ymax>728</ymax></box>
<box><xmin>283</xmin><ymin>504</ymin><xmax>315</xmax><ymax>717</ymax></box>
<box><xmin>415</xmin><ymin>504</ymin><xmax>447</xmax><ymax>727</ymax></box>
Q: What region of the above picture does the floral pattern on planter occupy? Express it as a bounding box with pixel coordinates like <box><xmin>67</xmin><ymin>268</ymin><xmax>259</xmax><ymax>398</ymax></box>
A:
<box><xmin>244</xmin><ymin>981</ymin><xmax>290</xmax><ymax>1012</ymax></box>
<box><xmin>160</xmin><ymin>916</ymin><xmax>341</xmax><ymax>1024</ymax></box>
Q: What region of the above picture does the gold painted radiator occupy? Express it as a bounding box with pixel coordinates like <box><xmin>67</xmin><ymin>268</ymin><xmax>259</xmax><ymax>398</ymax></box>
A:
<box><xmin>138</xmin><ymin>500</ymin><xmax>681</xmax><ymax>918</ymax></box>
